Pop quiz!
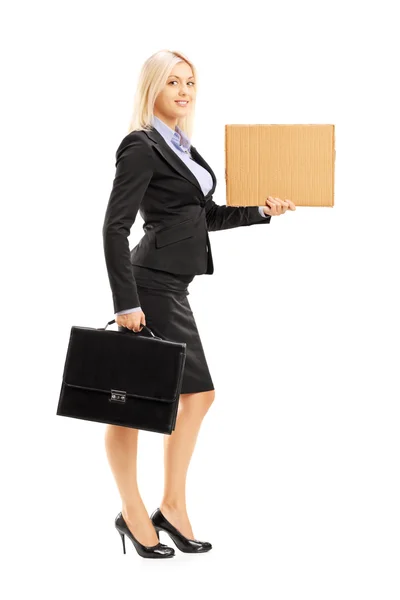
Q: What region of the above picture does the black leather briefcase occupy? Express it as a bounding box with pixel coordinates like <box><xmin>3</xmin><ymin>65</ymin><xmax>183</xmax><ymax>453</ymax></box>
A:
<box><xmin>56</xmin><ymin>319</ymin><xmax>186</xmax><ymax>434</ymax></box>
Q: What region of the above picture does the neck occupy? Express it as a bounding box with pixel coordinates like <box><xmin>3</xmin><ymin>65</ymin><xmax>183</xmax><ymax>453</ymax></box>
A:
<box><xmin>153</xmin><ymin>112</ymin><xmax>177</xmax><ymax>131</ymax></box>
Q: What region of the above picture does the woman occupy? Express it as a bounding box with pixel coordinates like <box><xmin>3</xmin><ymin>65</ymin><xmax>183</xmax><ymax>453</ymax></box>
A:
<box><xmin>102</xmin><ymin>49</ymin><xmax>295</xmax><ymax>559</ymax></box>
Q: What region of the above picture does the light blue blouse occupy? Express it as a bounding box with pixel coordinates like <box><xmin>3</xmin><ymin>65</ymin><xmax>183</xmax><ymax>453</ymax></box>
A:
<box><xmin>115</xmin><ymin>115</ymin><xmax>268</xmax><ymax>316</ymax></box>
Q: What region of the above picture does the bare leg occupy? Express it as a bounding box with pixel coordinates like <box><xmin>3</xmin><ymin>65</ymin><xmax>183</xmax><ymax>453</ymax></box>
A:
<box><xmin>104</xmin><ymin>424</ymin><xmax>159</xmax><ymax>546</ymax></box>
<box><xmin>159</xmin><ymin>389</ymin><xmax>215</xmax><ymax>539</ymax></box>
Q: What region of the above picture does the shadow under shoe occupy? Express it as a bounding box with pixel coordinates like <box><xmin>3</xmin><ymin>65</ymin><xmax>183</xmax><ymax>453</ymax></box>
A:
<box><xmin>150</xmin><ymin>507</ymin><xmax>212</xmax><ymax>553</ymax></box>
<box><xmin>115</xmin><ymin>512</ymin><xmax>175</xmax><ymax>558</ymax></box>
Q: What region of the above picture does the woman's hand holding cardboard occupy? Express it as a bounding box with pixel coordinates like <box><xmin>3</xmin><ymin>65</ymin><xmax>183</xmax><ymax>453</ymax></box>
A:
<box><xmin>263</xmin><ymin>196</ymin><xmax>296</xmax><ymax>216</ymax></box>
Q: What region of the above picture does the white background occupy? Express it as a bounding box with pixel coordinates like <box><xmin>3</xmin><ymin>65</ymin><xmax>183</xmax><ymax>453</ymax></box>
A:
<box><xmin>1</xmin><ymin>1</ymin><xmax>399</xmax><ymax>598</ymax></box>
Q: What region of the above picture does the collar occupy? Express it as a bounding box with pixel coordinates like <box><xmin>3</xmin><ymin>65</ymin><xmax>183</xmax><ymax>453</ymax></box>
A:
<box><xmin>151</xmin><ymin>114</ymin><xmax>191</xmax><ymax>151</ymax></box>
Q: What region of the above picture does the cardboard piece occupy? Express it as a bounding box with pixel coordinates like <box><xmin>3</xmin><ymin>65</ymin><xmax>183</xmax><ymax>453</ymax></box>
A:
<box><xmin>225</xmin><ymin>124</ymin><xmax>335</xmax><ymax>207</ymax></box>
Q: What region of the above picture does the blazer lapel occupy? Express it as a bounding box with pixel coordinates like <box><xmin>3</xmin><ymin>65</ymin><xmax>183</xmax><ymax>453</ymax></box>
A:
<box><xmin>143</xmin><ymin>127</ymin><xmax>216</xmax><ymax>203</ymax></box>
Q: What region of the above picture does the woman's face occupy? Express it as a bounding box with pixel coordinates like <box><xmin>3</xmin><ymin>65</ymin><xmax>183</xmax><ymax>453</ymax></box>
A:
<box><xmin>154</xmin><ymin>61</ymin><xmax>195</xmax><ymax>128</ymax></box>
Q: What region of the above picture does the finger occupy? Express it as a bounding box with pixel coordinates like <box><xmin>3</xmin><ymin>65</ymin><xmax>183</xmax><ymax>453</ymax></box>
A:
<box><xmin>264</xmin><ymin>201</ymin><xmax>274</xmax><ymax>215</ymax></box>
<box><xmin>273</xmin><ymin>198</ymin><xmax>284</xmax><ymax>213</ymax></box>
<box><xmin>265</xmin><ymin>197</ymin><xmax>278</xmax><ymax>210</ymax></box>
<box><xmin>266</xmin><ymin>200</ymin><xmax>278</xmax><ymax>215</ymax></box>
<box><xmin>278</xmin><ymin>198</ymin><xmax>289</xmax><ymax>213</ymax></box>
<box><xmin>280</xmin><ymin>197</ymin><xmax>294</xmax><ymax>210</ymax></box>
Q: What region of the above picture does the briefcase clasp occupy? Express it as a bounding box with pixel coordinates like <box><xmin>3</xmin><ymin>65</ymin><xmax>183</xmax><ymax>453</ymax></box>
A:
<box><xmin>110</xmin><ymin>389</ymin><xmax>126</xmax><ymax>403</ymax></box>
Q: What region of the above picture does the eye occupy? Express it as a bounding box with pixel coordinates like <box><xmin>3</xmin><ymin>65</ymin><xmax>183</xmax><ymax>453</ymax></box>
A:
<box><xmin>169</xmin><ymin>81</ymin><xmax>195</xmax><ymax>86</ymax></box>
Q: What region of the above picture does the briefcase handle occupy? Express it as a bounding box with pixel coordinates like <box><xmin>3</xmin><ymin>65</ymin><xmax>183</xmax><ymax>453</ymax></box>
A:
<box><xmin>100</xmin><ymin>318</ymin><xmax>163</xmax><ymax>340</ymax></box>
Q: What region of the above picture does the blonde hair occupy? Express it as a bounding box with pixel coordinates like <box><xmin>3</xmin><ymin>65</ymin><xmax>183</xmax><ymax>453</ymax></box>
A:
<box><xmin>128</xmin><ymin>49</ymin><xmax>198</xmax><ymax>140</ymax></box>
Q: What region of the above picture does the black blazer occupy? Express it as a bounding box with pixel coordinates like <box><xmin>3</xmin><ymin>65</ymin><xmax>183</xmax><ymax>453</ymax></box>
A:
<box><xmin>102</xmin><ymin>126</ymin><xmax>271</xmax><ymax>313</ymax></box>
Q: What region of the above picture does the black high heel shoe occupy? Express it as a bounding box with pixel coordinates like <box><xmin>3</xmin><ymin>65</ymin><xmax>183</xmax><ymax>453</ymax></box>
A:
<box><xmin>115</xmin><ymin>512</ymin><xmax>175</xmax><ymax>559</ymax></box>
<box><xmin>150</xmin><ymin>508</ymin><xmax>212</xmax><ymax>553</ymax></box>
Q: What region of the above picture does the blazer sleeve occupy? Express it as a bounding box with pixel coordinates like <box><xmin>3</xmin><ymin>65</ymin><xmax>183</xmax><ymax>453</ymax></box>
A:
<box><xmin>102</xmin><ymin>135</ymin><xmax>155</xmax><ymax>313</ymax></box>
<box><xmin>205</xmin><ymin>197</ymin><xmax>272</xmax><ymax>232</ymax></box>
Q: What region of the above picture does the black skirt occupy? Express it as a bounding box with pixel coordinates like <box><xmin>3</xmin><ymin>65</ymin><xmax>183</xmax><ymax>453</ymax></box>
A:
<box><xmin>118</xmin><ymin>265</ymin><xmax>214</xmax><ymax>395</ymax></box>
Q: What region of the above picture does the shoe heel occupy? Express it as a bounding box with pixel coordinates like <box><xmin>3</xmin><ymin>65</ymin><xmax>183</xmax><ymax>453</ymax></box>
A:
<box><xmin>114</xmin><ymin>512</ymin><xmax>175</xmax><ymax>559</ymax></box>
<box><xmin>150</xmin><ymin>508</ymin><xmax>212</xmax><ymax>554</ymax></box>
<box><xmin>118</xmin><ymin>531</ymin><xmax>126</xmax><ymax>554</ymax></box>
